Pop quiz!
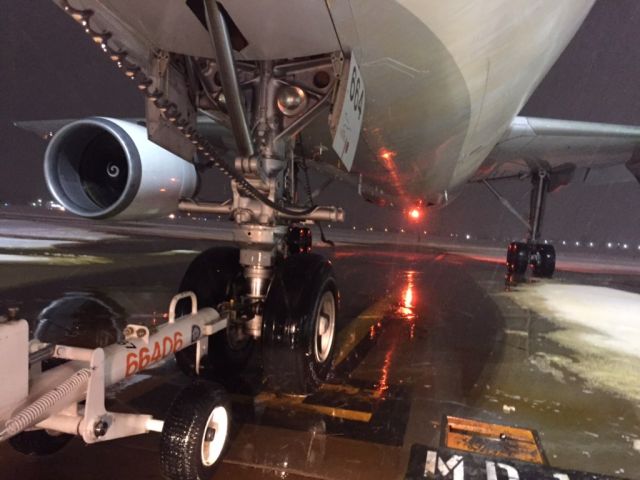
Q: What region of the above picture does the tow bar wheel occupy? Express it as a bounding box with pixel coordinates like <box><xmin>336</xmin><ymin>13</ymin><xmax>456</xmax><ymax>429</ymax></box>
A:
<box><xmin>201</xmin><ymin>406</ymin><xmax>228</xmax><ymax>467</ymax></box>
<box><xmin>160</xmin><ymin>382</ymin><xmax>230</xmax><ymax>480</ymax></box>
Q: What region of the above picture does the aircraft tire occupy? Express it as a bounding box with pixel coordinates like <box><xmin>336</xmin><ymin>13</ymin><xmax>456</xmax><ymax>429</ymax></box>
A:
<box><xmin>9</xmin><ymin>429</ymin><xmax>73</xmax><ymax>456</ymax></box>
<box><xmin>506</xmin><ymin>241</ymin><xmax>529</xmax><ymax>275</ymax></box>
<box><xmin>160</xmin><ymin>381</ymin><xmax>230</xmax><ymax>480</ymax></box>
<box><xmin>262</xmin><ymin>253</ymin><xmax>338</xmax><ymax>394</ymax></box>
<box><xmin>174</xmin><ymin>247</ymin><xmax>254</xmax><ymax>379</ymax></box>
<box><xmin>532</xmin><ymin>244</ymin><xmax>556</xmax><ymax>278</ymax></box>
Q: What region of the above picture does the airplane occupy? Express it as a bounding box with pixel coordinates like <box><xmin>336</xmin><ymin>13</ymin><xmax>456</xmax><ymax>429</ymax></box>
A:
<box><xmin>3</xmin><ymin>1</ymin><xmax>640</xmax><ymax>479</ymax></box>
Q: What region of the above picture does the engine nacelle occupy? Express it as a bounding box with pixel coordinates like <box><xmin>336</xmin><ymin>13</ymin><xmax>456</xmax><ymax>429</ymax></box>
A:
<box><xmin>44</xmin><ymin>117</ymin><xmax>198</xmax><ymax>220</ymax></box>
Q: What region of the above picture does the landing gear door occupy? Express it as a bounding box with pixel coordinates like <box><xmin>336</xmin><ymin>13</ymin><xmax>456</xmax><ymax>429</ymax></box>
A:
<box><xmin>330</xmin><ymin>55</ymin><xmax>365</xmax><ymax>172</ymax></box>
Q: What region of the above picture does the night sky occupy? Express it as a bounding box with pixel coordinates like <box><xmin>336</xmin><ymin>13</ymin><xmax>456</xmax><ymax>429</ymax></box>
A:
<box><xmin>1</xmin><ymin>0</ymin><xmax>639</xmax><ymax>243</ymax></box>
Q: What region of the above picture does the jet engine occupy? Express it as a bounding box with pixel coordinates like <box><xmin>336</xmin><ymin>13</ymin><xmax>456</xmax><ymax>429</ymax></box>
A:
<box><xmin>44</xmin><ymin>117</ymin><xmax>198</xmax><ymax>220</ymax></box>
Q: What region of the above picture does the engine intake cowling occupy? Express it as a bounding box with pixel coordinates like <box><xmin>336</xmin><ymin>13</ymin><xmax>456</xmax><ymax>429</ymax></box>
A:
<box><xmin>44</xmin><ymin>117</ymin><xmax>198</xmax><ymax>220</ymax></box>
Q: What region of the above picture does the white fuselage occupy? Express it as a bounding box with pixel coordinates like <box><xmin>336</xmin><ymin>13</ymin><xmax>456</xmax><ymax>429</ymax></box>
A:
<box><xmin>223</xmin><ymin>0</ymin><xmax>595</xmax><ymax>205</ymax></box>
<box><xmin>343</xmin><ymin>0</ymin><xmax>596</xmax><ymax>205</ymax></box>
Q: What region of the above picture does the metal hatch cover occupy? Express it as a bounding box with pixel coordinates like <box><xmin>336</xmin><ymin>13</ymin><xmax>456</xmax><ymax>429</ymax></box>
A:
<box><xmin>443</xmin><ymin>415</ymin><xmax>546</xmax><ymax>465</ymax></box>
<box><xmin>404</xmin><ymin>443</ymin><xmax>628</xmax><ymax>480</ymax></box>
<box><xmin>403</xmin><ymin>416</ymin><xmax>629</xmax><ymax>480</ymax></box>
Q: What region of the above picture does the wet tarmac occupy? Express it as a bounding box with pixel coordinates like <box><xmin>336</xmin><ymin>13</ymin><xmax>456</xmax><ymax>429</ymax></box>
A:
<box><xmin>0</xmin><ymin>213</ymin><xmax>639</xmax><ymax>479</ymax></box>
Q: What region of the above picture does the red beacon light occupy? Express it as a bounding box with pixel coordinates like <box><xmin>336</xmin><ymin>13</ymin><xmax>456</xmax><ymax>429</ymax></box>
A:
<box><xmin>407</xmin><ymin>207</ymin><xmax>423</xmax><ymax>221</ymax></box>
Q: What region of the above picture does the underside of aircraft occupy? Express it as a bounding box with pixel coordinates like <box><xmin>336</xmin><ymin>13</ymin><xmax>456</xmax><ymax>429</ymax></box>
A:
<box><xmin>2</xmin><ymin>1</ymin><xmax>640</xmax><ymax>479</ymax></box>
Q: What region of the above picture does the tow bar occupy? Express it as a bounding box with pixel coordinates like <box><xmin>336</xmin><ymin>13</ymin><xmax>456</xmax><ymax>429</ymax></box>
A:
<box><xmin>0</xmin><ymin>292</ymin><xmax>230</xmax><ymax>478</ymax></box>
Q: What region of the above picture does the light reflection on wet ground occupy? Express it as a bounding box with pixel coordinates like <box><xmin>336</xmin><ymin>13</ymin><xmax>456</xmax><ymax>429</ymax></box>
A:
<box><xmin>0</xmin><ymin>218</ymin><xmax>639</xmax><ymax>479</ymax></box>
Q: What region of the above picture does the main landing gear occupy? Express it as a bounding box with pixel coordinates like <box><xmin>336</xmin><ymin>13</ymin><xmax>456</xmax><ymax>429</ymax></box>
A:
<box><xmin>509</xmin><ymin>170</ymin><xmax>556</xmax><ymax>278</ymax></box>
<box><xmin>506</xmin><ymin>241</ymin><xmax>555</xmax><ymax>278</ymax></box>
<box><xmin>485</xmin><ymin>170</ymin><xmax>556</xmax><ymax>279</ymax></box>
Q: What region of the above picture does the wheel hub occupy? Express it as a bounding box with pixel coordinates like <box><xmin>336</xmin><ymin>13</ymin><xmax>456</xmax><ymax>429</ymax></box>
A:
<box><xmin>314</xmin><ymin>291</ymin><xmax>336</xmax><ymax>363</ymax></box>
<box><xmin>201</xmin><ymin>406</ymin><xmax>228</xmax><ymax>467</ymax></box>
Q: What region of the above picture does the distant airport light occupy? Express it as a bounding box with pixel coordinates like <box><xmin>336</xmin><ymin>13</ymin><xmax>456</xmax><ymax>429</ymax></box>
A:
<box><xmin>465</xmin><ymin>234</ymin><xmax>471</xmax><ymax>240</ymax></box>
<box><xmin>607</xmin><ymin>242</ymin><xmax>613</xmax><ymax>248</ymax></box>
<box><xmin>562</xmin><ymin>240</ymin><xmax>566</xmax><ymax>246</ymax></box>
<box><xmin>589</xmin><ymin>242</ymin><xmax>594</xmax><ymax>247</ymax></box>
<box><xmin>623</xmin><ymin>243</ymin><xmax>629</xmax><ymax>249</ymax></box>
<box><xmin>575</xmin><ymin>241</ymin><xmax>580</xmax><ymax>247</ymax></box>
<box><xmin>168</xmin><ymin>214</ymin><xmax>176</xmax><ymax>220</ymax></box>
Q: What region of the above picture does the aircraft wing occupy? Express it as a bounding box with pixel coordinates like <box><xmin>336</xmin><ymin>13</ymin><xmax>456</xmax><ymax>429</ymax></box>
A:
<box><xmin>15</xmin><ymin>116</ymin><xmax>236</xmax><ymax>152</ymax></box>
<box><xmin>472</xmin><ymin>116</ymin><xmax>640</xmax><ymax>189</ymax></box>
<box><xmin>14</xmin><ymin>119</ymin><xmax>84</xmax><ymax>140</ymax></box>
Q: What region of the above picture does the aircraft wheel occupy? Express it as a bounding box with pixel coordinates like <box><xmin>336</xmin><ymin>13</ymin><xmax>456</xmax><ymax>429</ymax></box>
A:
<box><xmin>160</xmin><ymin>381</ymin><xmax>230</xmax><ymax>480</ymax></box>
<box><xmin>262</xmin><ymin>254</ymin><xmax>338</xmax><ymax>394</ymax></box>
<box><xmin>506</xmin><ymin>241</ymin><xmax>529</xmax><ymax>275</ymax></box>
<box><xmin>9</xmin><ymin>429</ymin><xmax>73</xmax><ymax>456</ymax></box>
<box><xmin>532</xmin><ymin>244</ymin><xmax>556</xmax><ymax>278</ymax></box>
<box><xmin>174</xmin><ymin>247</ymin><xmax>254</xmax><ymax>379</ymax></box>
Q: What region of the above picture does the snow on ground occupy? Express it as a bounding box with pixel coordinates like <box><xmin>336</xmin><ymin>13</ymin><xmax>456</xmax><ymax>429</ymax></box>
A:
<box><xmin>147</xmin><ymin>249</ymin><xmax>200</xmax><ymax>256</ymax></box>
<box><xmin>0</xmin><ymin>219</ymin><xmax>123</xmax><ymax>243</ymax></box>
<box><xmin>510</xmin><ymin>283</ymin><xmax>640</xmax><ymax>402</ymax></box>
<box><xmin>0</xmin><ymin>237</ymin><xmax>77</xmax><ymax>250</ymax></box>
<box><xmin>0</xmin><ymin>254</ymin><xmax>111</xmax><ymax>265</ymax></box>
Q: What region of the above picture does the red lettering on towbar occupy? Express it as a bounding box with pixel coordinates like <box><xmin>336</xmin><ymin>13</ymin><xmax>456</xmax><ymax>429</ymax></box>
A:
<box><xmin>125</xmin><ymin>333</ymin><xmax>184</xmax><ymax>376</ymax></box>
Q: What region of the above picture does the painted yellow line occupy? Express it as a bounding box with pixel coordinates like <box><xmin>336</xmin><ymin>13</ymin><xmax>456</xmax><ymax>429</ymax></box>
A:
<box><xmin>317</xmin><ymin>383</ymin><xmax>361</xmax><ymax>395</ymax></box>
<box><xmin>332</xmin><ymin>296</ymin><xmax>390</xmax><ymax>367</ymax></box>
<box><xmin>445</xmin><ymin>416</ymin><xmax>545</xmax><ymax>465</ymax></box>
<box><xmin>230</xmin><ymin>297</ymin><xmax>393</xmax><ymax>424</ymax></box>
<box><xmin>254</xmin><ymin>392</ymin><xmax>372</xmax><ymax>423</ymax></box>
